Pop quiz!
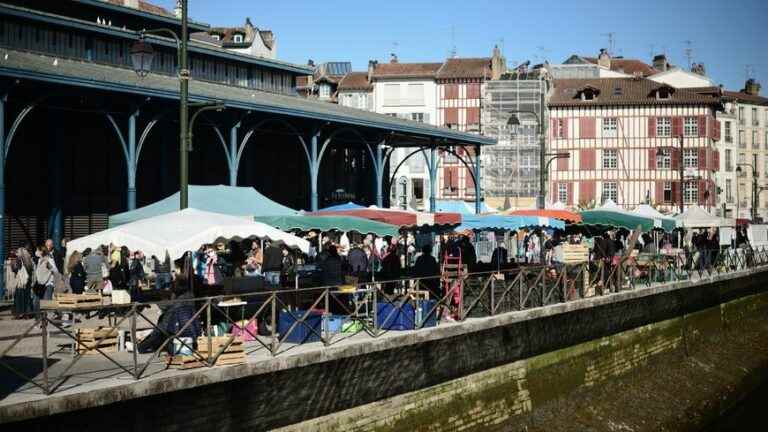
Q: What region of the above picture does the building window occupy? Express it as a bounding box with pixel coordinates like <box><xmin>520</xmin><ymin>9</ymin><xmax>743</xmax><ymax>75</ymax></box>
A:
<box><xmin>725</xmin><ymin>121</ymin><xmax>732</xmax><ymax>142</ymax></box>
<box><xmin>657</xmin><ymin>117</ymin><xmax>671</xmax><ymax>137</ymax></box>
<box><xmin>725</xmin><ymin>149</ymin><xmax>733</xmax><ymax>171</ymax></box>
<box><xmin>656</xmin><ymin>88</ymin><xmax>671</xmax><ymax>100</ymax></box>
<box><xmin>726</xmin><ymin>179</ymin><xmax>733</xmax><ymax>203</ymax></box>
<box><xmin>211</xmin><ymin>34</ymin><xmax>220</xmax><ymax>41</ymax></box>
<box><xmin>753</xmin><ymin>107</ymin><xmax>759</xmax><ymax>126</ymax></box>
<box><xmin>684</xmin><ymin>181</ymin><xmax>698</xmax><ymax>204</ymax></box>
<box><xmin>233</xmin><ymin>34</ymin><xmax>244</xmax><ymax>43</ymax></box>
<box><xmin>739</xmin><ymin>130</ymin><xmax>746</xmax><ymax>148</ymax></box>
<box><xmin>683</xmin><ymin>149</ymin><xmax>698</xmax><ymax>168</ymax></box>
<box><xmin>602</xmin><ymin>118</ymin><xmax>617</xmax><ymax>137</ymax></box>
<box><xmin>602</xmin><ymin>182</ymin><xmax>618</xmax><ymax>203</ymax></box>
<box><xmin>656</xmin><ymin>148</ymin><xmax>671</xmax><ymax>169</ymax></box>
<box><xmin>684</xmin><ymin>117</ymin><xmax>698</xmax><ymax>137</ymax></box>
<box><xmin>753</xmin><ymin>130</ymin><xmax>759</xmax><ymax>149</ymax></box>
<box><xmin>739</xmin><ymin>107</ymin><xmax>745</xmax><ymax>125</ymax></box>
<box><xmin>411</xmin><ymin>112</ymin><xmax>425</xmax><ymax>123</ymax></box>
<box><xmin>663</xmin><ymin>181</ymin><xmax>672</xmax><ymax>203</ymax></box>
<box><xmin>765</xmin><ymin>157</ymin><xmax>768</xmax><ymax>178</ymax></box>
<box><xmin>558</xmin><ymin>183</ymin><xmax>568</xmax><ymax>203</ymax></box>
<box><xmin>602</xmin><ymin>149</ymin><xmax>618</xmax><ymax>169</ymax></box>
<box><xmin>765</xmin><ymin>132</ymin><xmax>768</xmax><ymax>150</ymax></box>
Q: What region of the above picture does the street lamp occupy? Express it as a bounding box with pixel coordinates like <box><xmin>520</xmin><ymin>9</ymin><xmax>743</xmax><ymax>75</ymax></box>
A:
<box><xmin>130</xmin><ymin>1</ymin><xmax>225</xmax><ymax>210</ymax></box>
<box><xmin>736</xmin><ymin>153</ymin><xmax>759</xmax><ymax>221</ymax></box>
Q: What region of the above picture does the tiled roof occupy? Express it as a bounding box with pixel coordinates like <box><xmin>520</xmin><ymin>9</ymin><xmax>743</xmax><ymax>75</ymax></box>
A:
<box><xmin>0</xmin><ymin>48</ymin><xmax>494</xmax><ymax>146</ymax></box>
<box><xmin>436</xmin><ymin>58</ymin><xmax>491</xmax><ymax>79</ymax></box>
<box><xmin>548</xmin><ymin>78</ymin><xmax>722</xmax><ymax>108</ymax></box>
<box><xmin>106</xmin><ymin>0</ymin><xmax>172</xmax><ymax>17</ymax></box>
<box><xmin>338</xmin><ymin>72</ymin><xmax>372</xmax><ymax>91</ymax></box>
<box><xmin>295</xmin><ymin>75</ymin><xmax>311</xmax><ymax>89</ymax></box>
<box><xmin>583</xmin><ymin>57</ymin><xmax>658</xmax><ymax>77</ymax></box>
<box><xmin>372</xmin><ymin>62</ymin><xmax>442</xmax><ymax>79</ymax></box>
<box><xmin>722</xmin><ymin>90</ymin><xmax>768</xmax><ymax>106</ymax></box>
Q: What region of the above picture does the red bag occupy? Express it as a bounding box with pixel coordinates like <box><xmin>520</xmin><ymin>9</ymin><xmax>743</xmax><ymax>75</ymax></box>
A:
<box><xmin>231</xmin><ymin>320</ymin><xmax>258</xmax><ymax>342</ymax></box>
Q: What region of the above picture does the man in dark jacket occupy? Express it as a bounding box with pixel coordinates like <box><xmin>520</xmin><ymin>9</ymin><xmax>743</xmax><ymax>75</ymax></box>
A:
<box><xmin>347</xmin><ymin>244</ymin><xmax>369</xmax><ymax>280</ymax></box>
<box><xmin>262</xmin><ymin>241</ymin><xmax>283</xmax><ymax>288</ymax></box>
<box><xmin>320</xmin><ymin>245</ymin><xmax>343</xmax><ymax>286</ymax></box>
<box><xmin>412</xmin><ymin>245</ymin><xmax>440</xmax><ymax>296</ymax></box>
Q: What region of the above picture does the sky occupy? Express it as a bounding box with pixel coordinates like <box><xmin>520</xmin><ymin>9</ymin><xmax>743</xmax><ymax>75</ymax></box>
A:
<box><xmin>156</xmin><ymin>0</ymin><xmax>768</xmax><ymax>91</ymax></box>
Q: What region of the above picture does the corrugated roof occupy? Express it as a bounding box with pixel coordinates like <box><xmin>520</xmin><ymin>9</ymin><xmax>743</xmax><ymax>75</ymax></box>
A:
<box><xmin>0</xmin><ymin>48</ymin><xmax>494</xmax><ymax>146</ymax></box>
<box><xmin>372</xmin><ymin>62</ymin><xmax>442</xmax><ymax>79</ymax></box>
<box><xmin>548</xmin><ymin>78</ymin><xmax>722</xmax><ymax>108</ymax></box>
<box><xmin>106</xmin><ymin>0</ymin><xmax>172</xmax><ymax>17</ymax></box>
<box><xmin>338</xmin><ymin>72</ymin><xmax>372</xmax><ymax>91</ymax></box>
<box><xmin>436</xmin><ymin>58</ymin><xmax>491</xmax><ymax>79</ymax></box>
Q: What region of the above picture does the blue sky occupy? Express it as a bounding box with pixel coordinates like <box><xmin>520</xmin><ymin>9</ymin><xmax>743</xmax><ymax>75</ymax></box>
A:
<box><xmin>157</xmin><ymin>0</ymin><xmax>767</xmax><ymax>91</ymax></box>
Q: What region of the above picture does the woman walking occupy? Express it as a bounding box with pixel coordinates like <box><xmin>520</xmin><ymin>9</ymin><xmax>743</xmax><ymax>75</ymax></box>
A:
<box><xmin>33</xmin><ymin>248</ymin><xmax>58</xmax><ymax>312</ymax></box>
<box><xmin>12</xmin><ymin>246</ymin><xmax>35</xmax><ymax>318</ymax></box>
<box><xmin>67</xmin><ymin>251</ymin><xmax>87</xmax><ymax>294</ymax></box>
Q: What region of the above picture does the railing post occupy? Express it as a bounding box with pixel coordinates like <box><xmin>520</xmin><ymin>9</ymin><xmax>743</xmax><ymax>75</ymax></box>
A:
<box><xmin>323</xmin><ymin>289</ymin><xmax>330</xmax><ymax>347</ymax></box>
<box><xmin>206</xmin><ymin>299</ymin><xmax>212</xmax><ymax>365</ymax></box>
<box><xmin>372</xmin><ymin>287</ymin><xmax>379</xmax><ymax>337</ymax></box>
<box><xmin>41</xmin><ymin>314</ymin><xmax>50</xmax><ymax>395</ymax></box>
<box><xmin>490</xmin><ymin>276</ymin><xmax>495</xmax><ymax>315</ymax></box>
<box><xmin>270</xmin><ymin>294</ymin><xmax>277</xmax><ymax>355</ymax></box>
<box><xmin>131</xmin><ymin>305</ymin><xmax>138</xmax><ymax>379</ymax></box>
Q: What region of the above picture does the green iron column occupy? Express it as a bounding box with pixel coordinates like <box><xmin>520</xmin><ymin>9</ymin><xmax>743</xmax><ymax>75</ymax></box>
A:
<box><xmin>179</xmin><ymin>0</ymin><xmax>189</xmax><ymax>209</ymax></box>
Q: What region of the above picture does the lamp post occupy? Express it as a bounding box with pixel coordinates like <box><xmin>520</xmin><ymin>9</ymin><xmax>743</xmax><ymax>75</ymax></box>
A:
<box><xmin>736</xmin><ymin>153</ymin><xmax>759</xmax><ymax>221</ymax></box>
<box><xmin>130</xmin><ymin>0</ymin><xmax>224</xmax><ymax>210</ymax></box>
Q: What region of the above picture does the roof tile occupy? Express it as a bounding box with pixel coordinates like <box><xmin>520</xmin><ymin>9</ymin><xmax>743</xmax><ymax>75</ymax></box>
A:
<box><xmin>548</xmin><ymin>78</ymin><xmax>721</xmax><ymax>108</ymax></box>
<box><xmin>436</xmin><ymin>58</ymin><xmax>491</xmax><ymax>79</ymax></box>
<box><xmin>372</xmin><ymin>62</ymin><xmax>442</xmax><ymax>79</ymax></box>
<box><xmin>338</xmin><ymin>72</ymin><xmax>372</xmax><ymax>91</ymax></box>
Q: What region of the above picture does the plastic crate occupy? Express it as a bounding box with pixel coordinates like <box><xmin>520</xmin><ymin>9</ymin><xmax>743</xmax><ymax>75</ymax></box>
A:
<box><xmin>323</xmin><ymin>315</ymin><xmax>345</xmax><ymax>336</ymax></box>
<box><xmin>278</xmin><ymin>310</ymin><xmax>322</xmax><ymax>344</ymax></box>
<box><xmin>376</xmin><ymin>300</ymin><xmax>437</xmax><ymax>330</ymax></box>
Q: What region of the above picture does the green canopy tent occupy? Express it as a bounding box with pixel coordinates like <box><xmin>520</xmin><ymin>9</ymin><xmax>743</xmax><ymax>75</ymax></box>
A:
<box><xmin>110</xmin><ymin>185</ymin><xmax>297</xmax><ymax>227</ymax></box>
<box><xmin>579</xmin><ymin>210</ymin><xmax>656</xmax><ymax>232</ymax></box>
<box><xmin>253</xmin><ymin>215</ymin><xmax>400</xmax><ymax>237</ymax></box>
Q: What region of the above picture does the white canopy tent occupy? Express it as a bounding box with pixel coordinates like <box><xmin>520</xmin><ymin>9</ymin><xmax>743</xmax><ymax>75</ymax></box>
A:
<box><xmin>674</xmin><ymin>205</ymin><xmax>735</xmax><ymax>228</ymax></box>
<box><xmin>67</xmin><ymin>208</ymin><xmax>310</xmax><ymax>261</ymax></box>
<box><xmin>632</xmin><ymin>204</ymin><xmax>678</xmax><ymax>228</ymax></box>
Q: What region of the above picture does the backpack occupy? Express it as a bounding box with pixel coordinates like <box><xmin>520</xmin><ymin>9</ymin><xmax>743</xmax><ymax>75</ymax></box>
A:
<box><xmin>17</xmin><ymin>264</ymin><xmax>30</xmax><ymax>288</ymax></box>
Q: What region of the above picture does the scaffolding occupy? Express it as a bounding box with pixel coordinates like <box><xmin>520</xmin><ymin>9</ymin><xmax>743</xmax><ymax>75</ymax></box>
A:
<box><xmin>481</xmin><ymin>74</ymin><xmax>547</xmax><ymax>207</ymax></box>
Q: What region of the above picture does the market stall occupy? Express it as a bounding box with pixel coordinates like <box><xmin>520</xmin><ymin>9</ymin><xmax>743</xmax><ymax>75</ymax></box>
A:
<box><xmin>253</xmin><ymin>214</ymin><xmax>399</xmax><ymax>237</ymax></box>
<box><xmin>506</xmin><ymin>209</ymin><xmax>582</xmax><ymax>223</ymax></box>
<box><xmin>674</xmin><ymin>205</ymin><xmax>735</xmax><ymax>229</ymax></box>
<box><xmin>312</xmin><ymin>206</ymin><xmax>462</xmax><ymax>229</ymax></box>
<box><xmin>318</xmin><ymin>202</ymin><xmax>366</xmax><ymax>212</ymax></box>
<box><xmin>456</xmin><ymin>214</ymin><xmax>565</xmax><ymax>232</ymax></box>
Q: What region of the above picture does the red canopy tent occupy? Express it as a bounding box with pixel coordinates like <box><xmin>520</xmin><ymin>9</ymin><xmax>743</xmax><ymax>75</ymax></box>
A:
<box><xmin>313</xmin><ymin>207</ymin><xmax>461</xmax><ymax>228</ymax></box>
<box><xmin>505</xmin><ymin>209</ymin><xmax>582</xmax><ymax>223</ymax></box>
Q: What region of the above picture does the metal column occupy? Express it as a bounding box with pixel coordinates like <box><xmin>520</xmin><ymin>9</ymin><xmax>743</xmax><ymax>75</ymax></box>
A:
<box><xmin>428</xmin><ymin>146</ymin><xmax>437</xmax><ymax>213</ymax></box>
<box><xmin>375</xmin><ymin>142</ymin><xmax>384</xmax><ymax>207</ymax></box>
<box><xmin>126</xmin><ymin>111</ymin><xmax>137</xmax><ymax>210</ymax></box>
<box><xmin>229</xmin><ymin>124</ymin><xmax>239</xmax><ymax>186</ymax></box>
<box><xmin>474</xmin><ymin>145</ymin><xmax>481</xmax><ymax>214</ymax></box>
<box><xmin>178</xmin><ymin>0</ymin><xmax>190</xmax><ymax>209</ymax></box>
<box><xmin>310</xmin><ymin>132</ymin><xmax>319</xmax><ymax>211</ymax></box>
<box><xmin>0</xmin><ymin>97</ymin><xmax>5</xmax><ymax>297</ymax></box>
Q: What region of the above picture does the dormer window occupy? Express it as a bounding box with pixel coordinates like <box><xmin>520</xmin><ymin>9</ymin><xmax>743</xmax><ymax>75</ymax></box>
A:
<box><xmin>211</xmin><ymin>34</ymin><xmax>220</xmax><ymax>41</ymax></box>
<box><xmin>656</xmin><ymin>87</ymin><xmax>672</xmax><ymax>100</ymax></box>
<box><xmin>576</xmin><ymin>86</ymin><xmax>600</xmax><ymax>101</ymax></box>
<box><xmin>233</xmin><ymin>34</ymin><xmax>244</xmax><ymax>43</ymax></box>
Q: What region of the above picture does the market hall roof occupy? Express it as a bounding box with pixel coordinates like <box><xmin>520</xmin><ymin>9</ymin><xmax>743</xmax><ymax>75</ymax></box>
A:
<box><xmin>548</xmin><ymin>78</ymin><xmax>723</xmax><ymax>108</ymax></box>
<box><xmin>0</xmin><ymin>48</ymin><xmax>495</xmax><ymax>146</ymax></box>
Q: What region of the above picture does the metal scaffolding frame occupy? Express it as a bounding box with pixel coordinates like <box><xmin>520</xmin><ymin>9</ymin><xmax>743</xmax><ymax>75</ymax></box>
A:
<box><xmin>481</xmin><ymin>76</ymin><xmax>547</xmax><ymax>202</ymax></box>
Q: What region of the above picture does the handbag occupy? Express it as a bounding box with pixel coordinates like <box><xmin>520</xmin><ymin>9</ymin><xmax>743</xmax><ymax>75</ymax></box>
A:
<box><xmin>103</xmin><ymin>279</ymin><xmax>113</xmax><ymax>295</ymax></box>
<box><xmin>231</xmin><ymin>319</ymin><xmax>258</xmax><ymax>342</ymax></box>
<box><xmin>101</xmin><ymin>263</ymin><xmax>110</xmax><ymax>279</ymax></box>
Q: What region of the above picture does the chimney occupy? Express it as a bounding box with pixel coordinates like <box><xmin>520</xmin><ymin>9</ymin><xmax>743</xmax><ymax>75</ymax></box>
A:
<box><xmin>491</xmin><ymin>45</ymin><xmax>506</xmax><ymax>80</ymax></box>
<box><xmin>390</xmin><ymin>53</ymin><xmax>398</xmax><ymax>64</ymax></box>
<box><xmin>597</xmin><ymin>48</ymin><xmax>611</xmax><ymax>69</ymax></box>
<box><xmin>124</xmin><ymin>0</ymin><xmax>139</xmax><ymax>8</ymax></box>
<box><xmin>744</xmin><ymin>78</ymin><xmax>761</xmax><ymax>96</ymax></box>
<box><xmin>652</xmin><ymin>54</ymin><xmax>668</xmax><ymax>72</ymax></box>
<box><xmin>307</xmin><ymin>59</ymin><xmax>315</xmax><ymax>68</ymax></box>
<box><xmin>367</xmin><ymin>60</ymin><xmax>378</xmax><ymax>81</ymax></box>
<box><xmin>174</xmin><ymin>0</ymin><xmax>182</xmax><ymax>18</ymax></box>
<box><xmin>691</xmin><ymin>62</ymin><xmax>706</xmax><ymax>76</ymax></box>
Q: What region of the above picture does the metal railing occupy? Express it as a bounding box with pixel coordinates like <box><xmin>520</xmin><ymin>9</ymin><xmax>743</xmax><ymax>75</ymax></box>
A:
<box><xmin>2</xmin><ymin>246</ymin><xmax>767</xmax><ymax>398</ymax></box>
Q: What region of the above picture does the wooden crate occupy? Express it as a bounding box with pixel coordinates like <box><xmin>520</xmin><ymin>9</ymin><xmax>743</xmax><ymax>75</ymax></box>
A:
<box><xmin>55</xmin><ymin>293</ymin><xmax>103</xmax><ymax>308</ymax></box>
<box><xmin>196</xmin><ymin>336</ymin><xmax>246</xmax><ymax>366</ymax></box>
<box><xmin>76</xmin><ymin>327</ymin><xmax>118</xmax><ymax>354</ymax></box>
<box><xmin>563</xmin><ymin>244</ymin><xmax>589</xmax><ymax>264</ymax></box>
<box><xmin>167</xmin><ymin>355</ymin><xmax>205</xmax><ymax>370</ymax></box>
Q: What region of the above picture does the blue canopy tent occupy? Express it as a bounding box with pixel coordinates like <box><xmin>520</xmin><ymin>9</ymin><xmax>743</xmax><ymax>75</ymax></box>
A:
<box><xmin>457</xmin><ymin>215</ymin><xmax>565</xmax><ymax>232</ymax></box>
<box><xmin>318</xmin><ymin>202</ymin><xmax>366</xmax><ymax>212</ymax></box>
<box><xmin>434</xmin><ymin>200</ymin><xmax>497</xmax><ymax>214</ymax></box>
<box><xmin>109</xmin><ymin>185</ymin><xmax>297</xmax><ymax>227</ymax></box>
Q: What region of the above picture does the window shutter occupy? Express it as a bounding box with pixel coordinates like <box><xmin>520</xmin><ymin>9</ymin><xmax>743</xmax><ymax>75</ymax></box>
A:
<box><xmin>698</xmin><ymin>116</ymin><xmax>707</xmax><ymax>138</ymax></box>
<box><xmin>580</xmin><ymin>149</ymin><xmax>595</xmax><ymax>170</ymax></box>
<box><xmin>465</xmin><ymin>168</ymin><xmax>475</xmax><ymax>195</ymax></box>
<box><xmin>672</xmin><ymin>181</ymin><xmax>680</xmax><ymax>206</ymax></box>
<box><xmin>698</xmin><ymin>148</ymin><xmax>707</xmax><ymax>170</ymax></box>
<box><xmin>579</xmin><ymin>117</ymin><xmax>595</xmax><ymax>139</ymax></box>
<box><xmin>562</xmin><ymin>118</ymin><xmax>569</xmax><ymax>139</ymax></box>
<box><xmin>445</xmin><ymin>108</ymin><xmax>459</xmax><ymax>125</ymax></box>
<box><xmin>551</xmin><ymin>182</ymin><xmax>557</xmax><ymax>203</ymax></box>
<box><xmin>583</xmin><ymin>180</ymin><xmax>596</xmax><ymax>204</ymax></box>
<box><xmin>648</xmin><ymin>148</ymin><xmax>656</xmax><ymax>170</ymax></box>
<box><xmin>557</xmin><ymin>156</ymin><xmax>568</xmax><ymax>171</ymax></box>
<box><xmin>709</xmin><ymin>180</ymin><xmax>716</xmax><ymax>206</ymax></box>
<box><xmin>698</xmin><ymin>179</ymin><xmax>707</xmax><ymax>206</ymax></box>
<box><xmin>648</xmin><ymin>117</ymin><xmax>656</xmax><ymax>138</ymax></box>
<box><xmin>655</xmin><ymin>181</ymin><xmax>664</xmax><ymax>204</ymax></box>
<box><xmin>671</xmin><ymin>148</ymin><xmax>681</xmax><ymax>170</ymax></box>
<box><xmin>713</xmin><ymin>150</ymin><xmax>720</xmax><ymax>171</ymax></box>
<box><xmin>672</xmin><ymin>117</ymin><xmax>683</xmax><ymax>137</ymax></box>
<box><xmin>466</xmin><ymin>107</ymin><xmax>480</xmax><ymax>124</ymax></box>
<box><xmin>551</xmin><ymin>118</ymin><xmax>557</xmax><ymax>138</ymax></box>
<box><xmin>566</xmin><ymin>182</ymin><xmax>573</xmax><ymax>206</ymax></box>
<box><xmin>713</xmin><ymin>119</ymin><xmax>721</xmax><ymax>141</ymax></box>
